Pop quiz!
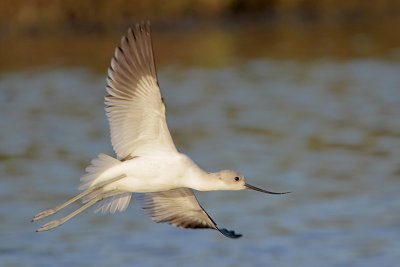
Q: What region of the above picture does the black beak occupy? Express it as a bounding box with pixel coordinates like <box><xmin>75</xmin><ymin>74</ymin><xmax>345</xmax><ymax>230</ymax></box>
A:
<box><xmin>245</xmin><ymin>183</ymin><xmax>290</xmax><ymax>195</ymax></box>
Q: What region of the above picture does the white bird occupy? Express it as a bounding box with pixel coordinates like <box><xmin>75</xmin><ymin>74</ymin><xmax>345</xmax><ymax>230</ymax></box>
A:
<box><xmin>32</xmin><ymin>21</ymin><xmax>289</xmax><ymax>239</ymax></box>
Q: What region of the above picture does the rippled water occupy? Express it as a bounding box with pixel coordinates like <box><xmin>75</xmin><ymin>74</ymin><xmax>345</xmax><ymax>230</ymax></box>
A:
<box><xmin>1</xmin><ymin>59</ymin><xmax>400</xmax><ymax>266</ymax></box>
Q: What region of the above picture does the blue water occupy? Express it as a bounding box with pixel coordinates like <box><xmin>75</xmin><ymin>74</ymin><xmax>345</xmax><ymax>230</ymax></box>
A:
<box><xmin>1</xmin><ymin>59</ymin><xmax>400</xmax><ymax>266</ymax></box>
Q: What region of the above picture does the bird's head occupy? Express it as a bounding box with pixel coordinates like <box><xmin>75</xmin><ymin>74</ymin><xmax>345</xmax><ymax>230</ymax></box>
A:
<box><xmin>216</xmin><ymin>170</ymin><xmax>246</xmax><ymax>190</ymax></box>
<box><xmin>216</xmin><ymin>170</ymin><xmax>290</xmax><ymax>194</ymax></box>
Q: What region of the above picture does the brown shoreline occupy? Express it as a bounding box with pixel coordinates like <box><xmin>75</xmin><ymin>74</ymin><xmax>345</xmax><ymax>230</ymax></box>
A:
<box><xmin>1</xmin><ymin>3</ymin><xmax>399</xmax><ymax>72</ymax></box>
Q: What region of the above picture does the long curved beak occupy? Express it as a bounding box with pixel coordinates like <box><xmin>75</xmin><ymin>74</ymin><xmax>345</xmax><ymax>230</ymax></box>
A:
<box><xmin>245</xmin><ymin>183</ymin><xmax>290</xmax><ymax>195</ymax></box>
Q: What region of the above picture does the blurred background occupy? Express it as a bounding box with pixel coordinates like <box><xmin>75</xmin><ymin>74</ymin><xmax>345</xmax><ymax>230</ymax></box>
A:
<box><xmin>1</xmin><ymin>1</ymin><xmax>400</xmax><ymax>266</ymax></box>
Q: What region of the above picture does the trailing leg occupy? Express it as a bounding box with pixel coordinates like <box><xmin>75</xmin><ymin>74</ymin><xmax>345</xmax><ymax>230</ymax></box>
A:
<box><xmin>32</xmin><ymin>174</ymin><xmax>126</xmax><ymax>222</ymax></box>
<box><xmin>36</xmin><ymin>190</ymin><xmax>122</xmax><ymax>232</ymax></box>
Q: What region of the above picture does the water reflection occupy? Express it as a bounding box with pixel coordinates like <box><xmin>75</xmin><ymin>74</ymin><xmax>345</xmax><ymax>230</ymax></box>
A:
<box><xmin>1</xmin><ymin>30</ymin><xmax>400</xmax><ymax>266</ymax></box>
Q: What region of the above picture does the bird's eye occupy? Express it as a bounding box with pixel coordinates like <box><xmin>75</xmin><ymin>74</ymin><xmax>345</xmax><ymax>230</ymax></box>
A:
<box><xmin>234</xmin><ymin>177</ymin><xmax>240</xmax><ymax>181</ymax></box>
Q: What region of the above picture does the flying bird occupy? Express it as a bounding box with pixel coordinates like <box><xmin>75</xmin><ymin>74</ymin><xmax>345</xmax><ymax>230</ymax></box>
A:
<box><xmin>32</xmin><ymin>21</ymin><xmax>289</xmax><ymax>238</ymax></box>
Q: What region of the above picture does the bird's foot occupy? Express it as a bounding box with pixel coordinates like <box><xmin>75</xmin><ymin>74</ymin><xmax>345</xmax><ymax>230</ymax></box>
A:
<box><xmin>32</xmin><ymin>208</ymin><xmax>56</xmax><ymax>222</ymax></box>
<box><xmin>36</xmin><ymin>219</ymin><xmax>63</xmax><ymax>232</ymax></box>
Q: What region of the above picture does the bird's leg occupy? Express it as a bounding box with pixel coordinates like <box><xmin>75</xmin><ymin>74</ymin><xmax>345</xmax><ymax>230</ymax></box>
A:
<box><xmin>36</xmin><ymin>195</ymin><xmax>101</xmax><ymax>232</ymax></box>
<box><xmin>32</xmin><ymin>189</ymin><xmax>100</xmax><ymax>222</ymax></box>
<box><xmin>36</xmin><ymin>190</ymin><xmax>122</xmax><ymax>232</ymax></box>
<box><xmin>32</xmin><ymin>174</ymin><xmax>126</xmax><ymax>222</ymax></box>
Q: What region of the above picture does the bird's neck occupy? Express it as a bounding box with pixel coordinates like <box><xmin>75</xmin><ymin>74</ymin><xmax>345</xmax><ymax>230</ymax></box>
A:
<box><xmin>185</xmin><ymin>170</ymin><xmax>221</xmax><ymax>191</ymax></box>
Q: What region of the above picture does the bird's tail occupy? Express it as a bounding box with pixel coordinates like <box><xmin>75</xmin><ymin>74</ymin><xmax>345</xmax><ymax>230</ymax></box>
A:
<box><xmin>79</xmin><ymin>153</ymin><xmax>121</xmax><ymax>190</ymax></box>
<box><xmin>79</xmin><ymin>153</ymin><xmax>132</xmax><ymax>214</ymax></box>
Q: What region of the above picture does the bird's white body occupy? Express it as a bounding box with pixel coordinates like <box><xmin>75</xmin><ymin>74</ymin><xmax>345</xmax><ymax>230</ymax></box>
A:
<box><xmin>32</xmin><ymin>21</ymin><xmax>287</xmax><ymax>238</ymax></box>
<box><xmin>98</xmin><ymin>153</ymin><xmax>205</xmax><ymax>193</ymax></box>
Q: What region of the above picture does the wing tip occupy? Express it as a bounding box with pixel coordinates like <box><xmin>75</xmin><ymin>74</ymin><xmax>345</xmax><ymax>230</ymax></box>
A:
<box><xmin>217</xmin><ymin>227</ymin><xmax>243</xmax><ymax>239</ymax></box>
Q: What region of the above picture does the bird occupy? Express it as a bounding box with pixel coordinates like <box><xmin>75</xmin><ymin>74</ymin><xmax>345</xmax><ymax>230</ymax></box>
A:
<box><xmin>32</xmin><ymin>21</ymin><xmax>289</xmax><ymax>239</ymax></box>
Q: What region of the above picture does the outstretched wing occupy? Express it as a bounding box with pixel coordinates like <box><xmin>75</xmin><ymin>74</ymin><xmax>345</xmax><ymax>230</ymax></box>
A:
<box><xmin>105</xmin><ymin>21</ymin><xmax>176</xmax><ymax>159</ymax></box>
<box><xmin>141</xmin><ymin>188</ymin><xmax>242</xmax><ymax>239</ymax></box>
